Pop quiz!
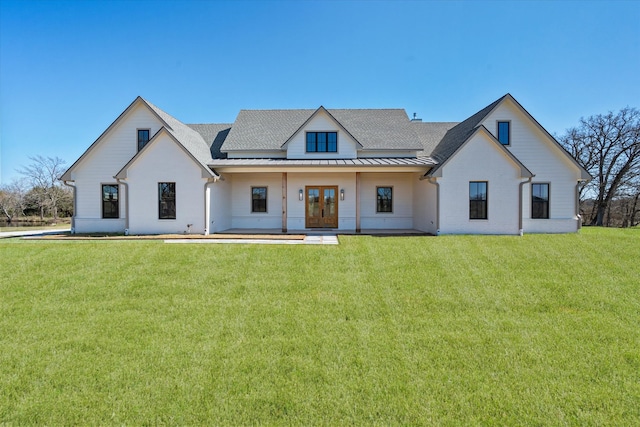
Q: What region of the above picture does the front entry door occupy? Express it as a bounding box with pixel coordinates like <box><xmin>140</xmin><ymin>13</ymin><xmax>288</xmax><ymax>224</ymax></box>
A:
<box><xmin>305</xmin><ymin>186</ymin><xmax>338</xmax><ymax>228</ymax></box>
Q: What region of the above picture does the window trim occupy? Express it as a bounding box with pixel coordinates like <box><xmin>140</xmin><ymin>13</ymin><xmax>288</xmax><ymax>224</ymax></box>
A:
<box><xmin>137</xmin><ymin>128</ymin><xmax>150</xmax><ymax>152</ymax></box>
<box><xmin>251</xmin><ymin>186</ymin><xmax>268</xmax><ymax>213</ymax></box>
<box><xmin>158</xmin><ymin>182</ymin><xmax>176</xmax><ymax>220</ymax></box>
<box><xmin>376</xmin><ymin>186</ymin><xmax>393</xmax><ymax>214</ymax></box>
<box><xmin>531</xmin><ymin>182</ymin><xmax>550</xmax><ymax>219</ymax></box>
<box><xmin>305</xmin><ymin>131</ymin><xmax>338</xmax><ymax>153</ymax></box>
<box><xmin>469</xmin><ymin>181</ymin><xmax>488</xmax><ymax>220</ymax></box>
<box><xmin>101</xmin><ymin>183</ymin><xmax>119</xmax><ymax>219</ymax></box>
<box><xmin>497</xmin><ymin>121</ymin><xmax>511</xmax><ymax>146</ymax></box>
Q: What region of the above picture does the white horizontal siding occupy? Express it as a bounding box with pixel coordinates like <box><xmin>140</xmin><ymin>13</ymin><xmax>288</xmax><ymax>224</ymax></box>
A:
<box><xmin>360</xmin><ymin>173</ymin><xmax>414</xmax><ymax>229</ymax></box>
<box><xmin>286</xmin><ymin>172</ymin><xmax>357</xmax><ymax>231</ymax></box>
<box><xmin>481</xmin><ymin>100</ymin><xmax>581</xmax><ymax>228</ymax></box>
<box><xmin>413</xmin><ymin>175</ymin><xmax>438</xmax><ymax>234</ymax></box>
<box><xmin>439</xmin><ymin>132</ymin><xmax>521</xmax><ymax>234</ymax></box>
<box><xmin>286</xmin><ymin>110</ymin><xmax>358</xmax><ymax>159</ymax></box>
<box><xmin>72</xmin><ymin>104</ymin><xmax>164</xmax><ymax>228</ymax></box>
<box><xmin>230</xmin><ymin>173</ymin><xmax>283</xmax><ymax>229</ymax></box>
<box><xmin>125</xmin><ymin>134</ymin><xmax>207</xmax><ymax>234</ymax></box>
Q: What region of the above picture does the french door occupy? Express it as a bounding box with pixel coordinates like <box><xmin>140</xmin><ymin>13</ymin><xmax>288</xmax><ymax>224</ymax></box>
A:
<box><xmin>305</xmin><ymin>186</ymin><xmax>338</xmax><ymax>228</ymax></box>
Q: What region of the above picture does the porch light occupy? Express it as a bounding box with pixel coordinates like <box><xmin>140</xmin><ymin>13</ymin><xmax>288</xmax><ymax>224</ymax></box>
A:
<box><xmin>340</xmin><ymin>188</ymin><xmax>345</xmax><ymax>201</ymax></box>
<box><xmin>299</xmin><ymin>189</ymin><xmax>304</xmax><ymax>201</ymax></box>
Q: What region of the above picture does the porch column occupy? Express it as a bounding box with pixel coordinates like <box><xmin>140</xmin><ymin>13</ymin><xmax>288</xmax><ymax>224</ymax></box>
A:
<box><xmin>282</xmin><ymin>172</ymin><xmax>287</xmax><ymax>233</ymax></box>
<box><xmin>356</xmin><ymin>172</ymin><xmax>361</xmax><ymax>233</ymax></box>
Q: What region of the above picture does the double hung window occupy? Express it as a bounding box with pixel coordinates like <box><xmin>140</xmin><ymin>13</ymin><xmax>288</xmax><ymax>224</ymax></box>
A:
<box><xmin>158</xmin><ymin>182</ymin><xmax>176</xmax><ymax>219</ymax></box>
<box><xmin>376</xmin><ymin>187</ymin><xmax>393</xmax><ymax>213</ymax></box>
<box><xmin>102</xmin><ymin>184</ymin><xmax>119</xmax><ymax>218</ymax></box>
<box><xmin>469</xmin><ymin>181</ymin><xmax>488</xmax><ymax>220</ymax></box>
<box><xmin>252</xmin><ymin>187</ymin><xmax>267</xmax><ymax>213</ymax></box>
<box><xmin>532</xmin><ymin>183</ymin><xmax>550</xmax><ymax>219</ymax></box>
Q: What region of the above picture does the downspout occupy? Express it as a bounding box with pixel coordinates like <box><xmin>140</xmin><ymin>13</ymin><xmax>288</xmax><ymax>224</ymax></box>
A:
<box><xmin>204</xmin><ymin>177</ymin><xmax>217</xmax><ymax>235</ymax></box>
<box><xmin>427</xmin><ymin>177</ymin><xmax>440</xmax><ymax>235</ymax></box>
<box><xmin>576</xmin><ymin>181</ymin><xmax>582</xmax><ymax>230</ymax></box>
<box><xmin>62</xmin><ymin>180</ymin><xmax>76</xmax><ymax>234</ymax></box>
<box><xmin>518</xmin><ymin>176</ymin><xmax>534</xmax><ymax>236</ymax></box>
<box><xmin>115</xmin><ymin>178</ymin><xmax>129</xmax><ymax>234</ymax></box>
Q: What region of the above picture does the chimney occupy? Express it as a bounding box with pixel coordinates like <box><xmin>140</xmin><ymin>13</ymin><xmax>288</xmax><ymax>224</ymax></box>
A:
<box><xmin>411</xmin><ymin>112</ymin><xmax>422</xmax><ymax>122</ymax></box>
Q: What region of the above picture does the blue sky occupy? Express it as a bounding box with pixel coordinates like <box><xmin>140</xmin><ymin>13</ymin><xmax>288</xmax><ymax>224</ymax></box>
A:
<box><xmin>1</xmin><ymin>0</ymin><xmax>639</xmax><ymax>184</ymax></box>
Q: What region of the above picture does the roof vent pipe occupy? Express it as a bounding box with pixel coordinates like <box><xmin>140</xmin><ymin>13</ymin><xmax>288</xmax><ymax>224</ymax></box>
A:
<box><xmin>411</xmin><ymin>112</ymin><xmax>422</xmax><ymax>122</ymax></box>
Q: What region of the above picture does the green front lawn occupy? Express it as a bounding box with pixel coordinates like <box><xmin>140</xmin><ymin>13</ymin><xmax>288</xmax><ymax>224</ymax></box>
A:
<box><xmin>1</xmin><ymin>228</ymin><xmax>638</xmax><ymax>425</ymax></box>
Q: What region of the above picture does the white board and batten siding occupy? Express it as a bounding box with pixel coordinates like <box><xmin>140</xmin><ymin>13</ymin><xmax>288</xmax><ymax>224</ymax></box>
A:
<box><xmin>72</xmin><ymin>104</ymin><xmax>164</xmax><ymax>233</ymax></box>
<box><xmin>438</xmin><ymin>132</ymin><xmax>522</xmax><ymax>235</ymax></box>
<box><xmin>286</xmin><ymin>110</ymin><xmax>358</xmax><ymax>159</ymax></box>
<box><xmin>482</xmin><ymin>101</ymin><xmax>581</xmax><ymax>233</ymax></box>
<box><xmin>125</xmin><ymin>134</ymin><xmax>208</xmax><ymax>234</ymax></box>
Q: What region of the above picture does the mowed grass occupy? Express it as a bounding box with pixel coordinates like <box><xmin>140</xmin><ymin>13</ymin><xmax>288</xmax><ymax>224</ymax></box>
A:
<box><xmin>0</xmin><ymin>228</ymin><xmax>638</xmax><ymax>425</ymax></box>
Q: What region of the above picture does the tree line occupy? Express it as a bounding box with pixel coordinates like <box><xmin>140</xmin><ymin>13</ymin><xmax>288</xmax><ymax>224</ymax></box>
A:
<box><xmin>559</xmin><ymin>106</ymin><xmax>640</xmax><ymax>227</ymax></box>
<box><xmin>0</xmin><ymin>156</ymin><xmax>72</xmax><ymax>223</ymax></box>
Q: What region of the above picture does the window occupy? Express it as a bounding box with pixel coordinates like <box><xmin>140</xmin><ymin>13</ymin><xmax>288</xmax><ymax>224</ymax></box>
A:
<box><xmin>158</xmin><ymin>182</ymin><xmax>176</xmax><ymax>219</ymax></box>
<box><xmin>532</xmin><ymin>183</ymin><xmax>550</xmax><ymax>219</ymax></box>
<box><xmin>252</xmin><ymin>187</ymin><xmax>267</xmax><ymax>213</ymax></box>
<box><xmin>376</xmin><ymin>187</ymin><xmax>393</xmax><ymax>213</ymax></box>
<box><xmin>306</xmin><ymin>132</ymin><xmax>337</xmax><ymax>153</ymax></box>
<box><xmin>102</xmin><ymin>184</ymin><xmax>119</xmax><ymax>219</ymax></box>
<box><xmin>138</xmin><ymin>129</ymin><xmax>150</xmax><ymax>151</ymax></box>
<box><xmin>469</xmin><ymin>181</ymin><xmax>488</xmax><ymax>219</ymax></box>
<box><xmin>497</xmin><ymin>121</ymin><xmax>510</xmax><ymax>145</ymax></box>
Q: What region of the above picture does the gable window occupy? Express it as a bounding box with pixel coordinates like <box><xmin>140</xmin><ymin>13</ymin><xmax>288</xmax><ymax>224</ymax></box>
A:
<box><xmin>102</xmin><ymin>184</ymin><xmax>119</xmax><ymax>219</ymax></box>
<box><xmin>137</xmin><ymin>129</ymin><xmax>150</xmax><ymax>151</ymax></box>
<box><xmin>469</xmin><ymin>181</ymin><xmax>488</xmax><ymax>220</ymax></box>
<box><xmin>252</xmin><ymin>187</ymin><xmax>267</xmax><ymax>213</ymax></box>
<box><xmin>497</xmin><ymin>121</ymin><xmax>510</xmax><ymax>145</ymax></box>
<box><xmin>306</xmin><ymin>132</ymin><xmax>337</xmax><ymax>153</ymax></box>
<box><xmin>376</xmin><ymin>186</ymin><xmax>393</xmax><ymax>213</ymax></box>
<box><xmin>158</xmin><ymin>182</ymin><xmax>176</xmax><ymax>219</ymax></box>
<box><xmin>532</xmin><ymin>183</ymin><xmax>550</xmax><ymax>219</ymax></box>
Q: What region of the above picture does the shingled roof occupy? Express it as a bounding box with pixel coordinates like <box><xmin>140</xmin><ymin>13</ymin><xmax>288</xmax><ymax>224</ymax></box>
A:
<box><xmin>220</xmin><ymin>108</ymin><xmax>424</xmax><ymax>152</ymax></box>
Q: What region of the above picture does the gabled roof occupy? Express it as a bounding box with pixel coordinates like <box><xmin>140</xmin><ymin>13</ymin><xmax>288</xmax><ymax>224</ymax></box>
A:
<box><xmin>220</xmin><ymin>108</ymin><xmax>423</xmax><ymax>152</ymax></box>
<box><xmin>61</xmin><ymin>96</ymin><xmax>215</xmax><ymax>181</ymax></box>
<box><xmin>428</xmin><ymin>125</ymin><xmax>533</xmax><ymax>178</ymax></box>
<box><xmin>188</xmin><ymin>123</ymin><xmax>232</xmax><ymax>159</ymax></box>
<box><xmin>280</xmin><ymin>106</ymin><xmax>363</xmax><ymax>149</ymax></box>
<box><xmin>115</xmin><ymin>127</ymin><xmax>216</xmax><ymax>179</ymax></box>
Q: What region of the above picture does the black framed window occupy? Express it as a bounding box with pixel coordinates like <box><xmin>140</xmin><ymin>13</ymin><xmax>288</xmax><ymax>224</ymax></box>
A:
<box><xmin>138</xmin><ymin>129</ymin><xmax>150</xmax><ymax>151</ymax></box>
<box><xmin>376</xmin><ymin>186</ymin><xmax>393</xmax><ymax>213</ymax></box>
<box><xmin>306</xmin><ymin>132</ymin><xmax>337</xmax><ymax>153</ymax></box>
<box><xmin>102</xmin><ymin>184</ymin><xmax>119</xmax><ymax>219</ymax></box>
<box><xmin>532</xmin><ymin>183</ymin><xmax>550</xmax><ymax>219</ymax></box>
<box><xmin>252</xmin><ymin>187</ymin><xmax>267</xmax><ymax>213</ymax></box>
<box><xmin>497</xmin><ymin>121</ymin><xmax>510</xmax><ymax>145</ymax></box>
<box><xmin>469</xmin><ymin>181</ymin><xmax>488</xmax><ymax>220</ymax></box>
<box><xmin>158</xmin><ymin>182</ymin><xmax>176</xmax><ymax>219</ymax></box>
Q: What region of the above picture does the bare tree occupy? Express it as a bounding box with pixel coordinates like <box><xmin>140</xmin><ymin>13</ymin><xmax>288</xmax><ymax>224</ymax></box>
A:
<box><xmin>0</xmin><ymin>179</ymin><xmax>29</xmax><ymax>222</ymax></box>
<box><xmin>559</xmin><ymin>107</ymin><xmax>640</xmax><ymax>226</ymax></box>
<box><xmin>18</xmin><ymin>156</ymin><xmax>68</xmax><ymax>220</ymax></box>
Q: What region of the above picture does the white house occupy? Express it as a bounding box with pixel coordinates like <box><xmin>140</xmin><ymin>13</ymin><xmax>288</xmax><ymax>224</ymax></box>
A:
<box><xmin>60</xmin><ymin>94</ymin><xmax>591</xmax><ymax>235</ymax></box>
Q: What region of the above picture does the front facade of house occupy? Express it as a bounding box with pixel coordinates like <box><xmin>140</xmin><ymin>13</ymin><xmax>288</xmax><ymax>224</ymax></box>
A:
<box><xmin>61</xmin><ymin>94</ymin><xmax>590</xmax><ymax>235</ymax></box>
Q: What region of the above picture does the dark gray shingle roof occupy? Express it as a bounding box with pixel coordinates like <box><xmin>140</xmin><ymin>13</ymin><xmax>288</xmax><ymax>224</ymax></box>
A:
<box><xmin>188</xmin><ymin>124</ymin><xmax>232</xmax><ymax>159</ymax></box>
<box><xmin>221</xmin><ymin>108</ymin><xmax>423</xmax><ymax>152</ymax></box>
<box><xmin>143</xmin><ymin>98</ymin><xmax>214</xmax><ymax>168</ymax></box>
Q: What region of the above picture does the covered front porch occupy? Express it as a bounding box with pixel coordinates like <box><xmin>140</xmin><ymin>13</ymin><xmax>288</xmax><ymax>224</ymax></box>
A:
<box><xmin>207</xmin><ymin>163</ymin><xmax>438</xmax><ymax>234</ymax></box>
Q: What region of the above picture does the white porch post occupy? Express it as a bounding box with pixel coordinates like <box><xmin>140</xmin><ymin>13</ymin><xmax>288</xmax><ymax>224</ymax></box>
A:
<box><xmin>356</xmin><ymin>172</ymin><xmax>361</xmax><ymax>233</ymax></box>
<box><xmin>282</xmin><ymin>172</ymin><xmax>287</xmax><ymax>233</ymax></box>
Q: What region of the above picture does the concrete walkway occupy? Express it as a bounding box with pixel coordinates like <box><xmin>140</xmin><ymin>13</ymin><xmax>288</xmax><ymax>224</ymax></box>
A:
<box><xmin>0</xmin><ymin>228</ymin><xmax>71</xmax><ymax>239</ymax></box>
<box><xmin>165</xmin><ymin>234</ymin><xmax>339</xmax><ymax>245</ymax></box>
